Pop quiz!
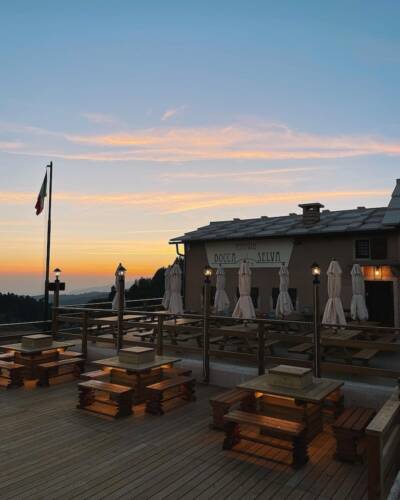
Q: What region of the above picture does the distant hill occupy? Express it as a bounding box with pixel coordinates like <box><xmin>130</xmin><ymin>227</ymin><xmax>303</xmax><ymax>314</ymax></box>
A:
<box><xmin>33</xmin><ymin>291</ymin><xmax>110</xmax><ymax>306</ymax></box>
<box><xmin>1</xmin><ymin>266</ymin><xmax>169</xmax><ymax>323</ymax></box>
<box><xmin>58</xmin><ymin>291</ymin><xmax>108</xmax><ymax>305</ymax></box>
<box><xmin>68</xmin><ymin>282</ymin><xmax>135</xmax><ymax>295</ymax></box>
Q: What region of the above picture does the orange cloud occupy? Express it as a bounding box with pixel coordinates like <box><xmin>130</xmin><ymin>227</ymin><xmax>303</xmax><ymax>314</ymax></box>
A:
<box><xmin>64</xmin><ymin>123</ymin><xmax>400</xmax><ymax>162</ymax></box>
<box><xmin>161</xmin><ymin>166</ymin><xmax>320</xmax><ymax>180</ymax></box>
<box><xmin>2</xmin><ymin>121</ymin><xmax>400</xmax><ymax>162</ymax></box>
<box><xmin>0</xmin><ymin>189</ymin><xmax>391</xmax><ymax>213</ymax></box>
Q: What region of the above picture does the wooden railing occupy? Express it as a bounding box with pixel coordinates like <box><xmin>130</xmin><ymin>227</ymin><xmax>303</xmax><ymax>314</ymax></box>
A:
<box><xmin>53</xmin><ymin>303</ymin><xmax>400</xmax><ymax>383</ymax></box>
<box><xmin>0</xmin><ymin>320</ymin><xmax>80</xmax><ymax>342</ymax></box>
<box><xmin>366</xmin><ymin>389</ymin><xmax>400</xmax><ymax>499</ymax></box>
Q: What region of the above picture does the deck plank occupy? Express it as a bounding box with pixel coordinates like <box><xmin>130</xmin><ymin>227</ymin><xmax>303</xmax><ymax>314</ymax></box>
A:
<box><xmin>0</xmin><ymin>376</ymin><xmax>368</xmax><ymax>500</ymax></box>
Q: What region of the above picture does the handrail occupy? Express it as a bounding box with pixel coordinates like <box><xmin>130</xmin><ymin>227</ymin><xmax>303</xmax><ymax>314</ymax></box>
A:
<box><xmin>0</xmin><ymin>320</ymin><xmax>52</xmax><ymax>328</ymax></box>
<box><xmin>62</xmin><ymin>297</ymin><xmax>163</xmax><ymax>308</ymax></box>
<box><xmin>55</xmin><ymin>305</ymin><xmax>313</xmax><ymax>326</ymax></box>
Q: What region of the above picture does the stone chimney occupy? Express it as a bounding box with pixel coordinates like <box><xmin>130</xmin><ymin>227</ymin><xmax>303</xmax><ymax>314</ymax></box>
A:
<box><xmin>298</xmin><ymin>203</ymin><xmax>324</xmax><ymax>226</ymax></box>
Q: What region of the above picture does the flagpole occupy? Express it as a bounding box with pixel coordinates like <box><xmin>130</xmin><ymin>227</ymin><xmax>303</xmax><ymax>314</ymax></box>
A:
<box><xmin>43</xmin><ymin>161</ymin><xmax>53</xmax><ymax>325</ymax></box>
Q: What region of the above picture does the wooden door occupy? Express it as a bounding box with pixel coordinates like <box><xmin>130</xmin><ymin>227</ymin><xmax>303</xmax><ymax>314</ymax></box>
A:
<box><xmin>365</xmin><ymin>281</ymin><xmax>394</xmax><ymax>326</ymax></box>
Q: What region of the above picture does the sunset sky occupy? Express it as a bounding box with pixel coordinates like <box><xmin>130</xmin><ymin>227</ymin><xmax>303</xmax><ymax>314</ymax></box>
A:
<box><xmin>1</xmin><ymin>1</ymin><xmax>400</xmax><ymax>294</ymax></box>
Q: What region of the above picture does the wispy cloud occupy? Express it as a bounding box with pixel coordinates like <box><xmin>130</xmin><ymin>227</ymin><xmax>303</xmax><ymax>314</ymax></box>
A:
<box><xmin>2</xmin><ymin>121</ymin><xmax>400</xmax><ymax>163</ymax></box>
<box><xmin>59</xmin><ymin>123</ymin><xmax>400</xmax><ymax>162</ymax></box>
<box><xmin>81</xmin><ymin>113</ymin><xmax>118</xmax><ymax>125</ymax></box>
<box><xmin>0</xmin><ymin>189</ymin><xmax>390</xmax><ymax>214</ymax></box>
<box><xmin>161</xmin><ymin>166</ymin><xmax>320</xmax><ymax>181</ymax></box>
<box><xmin>0</xmin><ymin>141</ymin><xmax>23</xmax><ymax>150</ymax></box>
<box><xmin>161</xmin><ymin>106</ymin><xmax>186</xmax><ymax>121</ymax></box>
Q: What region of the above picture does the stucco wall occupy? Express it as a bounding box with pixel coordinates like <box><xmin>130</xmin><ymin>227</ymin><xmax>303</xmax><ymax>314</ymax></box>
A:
<box><xmin>183</xmin><ymin>231</ymin><xmax>399</xmax><ymax>315</ymax></box>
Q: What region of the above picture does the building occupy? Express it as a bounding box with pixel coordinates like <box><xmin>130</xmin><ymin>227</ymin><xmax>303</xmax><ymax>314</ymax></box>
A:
<box><xmin>170</xmin><ymin>180</ymin><xmax>400</xmax><ymax>326</ymax></box>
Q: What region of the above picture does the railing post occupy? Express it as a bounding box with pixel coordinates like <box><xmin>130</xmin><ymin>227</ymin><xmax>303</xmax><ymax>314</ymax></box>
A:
<box><xmin>156</xmin><ymin>314</ymin><xmax>164</xmax><ymax>356</ymax></box>
<box><xmin>52</xmin><ymin>306</ymin><xmax>59</xmax><ymax>339</ymax></box>
<box><xmin>117</xmin><ymin>271</ymin><xmax>125</xmax><ymax>352</ymax></box>
<box><xmin>313</xmin><ymin>277</ymin><xmax>321</xmax><ymax>378</ymax></box>
<box><xmin>258</xmin><ymin>322</ymin><xmax>265</xmax><ymax>375</ymax></box>
<box><xmin>82</xmin><ymin>311</ymin><xmax>88</xmax><ymax>359</ymax></box>
<box><xmin>203</xmin><ymin>279</ymin><xmax>211</xmax><ymax>384</ymax></box>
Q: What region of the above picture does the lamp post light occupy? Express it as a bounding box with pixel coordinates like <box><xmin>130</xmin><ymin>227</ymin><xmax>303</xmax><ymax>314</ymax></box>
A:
<box><xmin>116</xmin><ymin>263</ymin><xmax>126</xmax><ymax>352</ymax></box>
<box><xmin>49</xmin><ymin>268</ymin><xmax>65</xmax><ymax>337</ymax></box>
<box><xmin>311</xmin><ymin>262</ymin><xmax>321</xmax><ymax>378</ymax></box>
<box><xmin>203</xmin><ymin>265</ymin><xmax>213</xmax><ymax>384</ymax></box>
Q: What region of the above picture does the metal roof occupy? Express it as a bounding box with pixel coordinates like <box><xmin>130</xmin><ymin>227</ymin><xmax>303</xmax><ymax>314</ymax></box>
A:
<box><xmin>171</xmin><ymin>207</ymin><xmax>399</xmax><ymax>243</ymax></box>
<box><xmin>171</xmin><ymin>181</ymin><xmax>400</xmax><ymax>243</ymax></box>
<box><xmin>383</xmin><ymin>180</ymin><xmax>400</xmax><ymax>226</ymax></box>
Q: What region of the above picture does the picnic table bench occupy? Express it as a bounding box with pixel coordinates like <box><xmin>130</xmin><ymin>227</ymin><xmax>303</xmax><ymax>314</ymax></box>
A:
<box><xmin>174</xmin><ymin>332</ymin><xmax>202</xmax><ymax>346</ymax></box>
<box><xmin>223</xmin><ymin>410</ymin><xmax>309</xmax><ymax>468</ymax></box>
<box><xmin>0</xmin><ymin>352</ymin><xmax>14</xmax><ymax>361</ymax></box>
<box><xmin>0</xmin><ymin>360</ymin><xmax>24</xmax><ymax>388</ymax></box>
<box><xmin>81</xmin><ymin>369</ymin><xmax>109</xmax><ymax>381</ymax></box>
<box><xmin>145</xmin><ymin>376</ymin><xmax>196</xmax><ymax>415</ymax></box>
<box><xmin>78</xmin><ymin>380</ymin><xmax>134</xmax><ymax>418</ymax></box>
<box><xmin>351</xmin><ymin>349</ymin><xmax>379</xmax><ymax>366</ymax></box>
<box><xmin>59</xmin><ymin>350</ymin><xmax>82</xmax><ymax>360</ymax></box>
<box><xmin>322</xmin><ymin>388</ymin><xmax>345</xmax><ymax>422</ymax></box>
<box><xmin>161</xmin><ymin>366</ymin><xmax>192</xmax><ymax>379</ymax></box>
<box><xmin>333</xmin><ymin>406</ymin><xmax>376</xmax><ymax>462</ymax></box>
<box><xmin>38</xmin><ymin>357</ymin><xmax>85</xmax><ymax>387</ymax></box>
<box><xmin>210</xmin><ymin>388</ymin><xmax>259</xmax><ymax>430</ymax></box>
<box><xmin>288</xmin><ymin>343</ymin><xmax>313</xmax><ymax>359</ymax></box>
<box><xmin>128</xmin><ymin>330</ymin><xmax>155</xmax><ymax>341</ymax></box>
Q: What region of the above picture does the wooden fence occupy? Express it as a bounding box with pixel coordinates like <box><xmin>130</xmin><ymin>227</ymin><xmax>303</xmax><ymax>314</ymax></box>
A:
<box><xmin>53</xmin><ymin>300</ymin><xmax>400</xmax><ymax>383</ymax></box>
<box><xmin>366</xmin><ymin>389</ymin><xmax>400</xmax><ymax>499</ymax></box>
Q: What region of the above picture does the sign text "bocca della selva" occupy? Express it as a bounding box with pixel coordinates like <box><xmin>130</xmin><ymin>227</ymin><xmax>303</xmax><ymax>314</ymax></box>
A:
<box><xmin>205</xmin><ymin>239</ymin><xmax>294</xmax><ymax>268</ymax></box>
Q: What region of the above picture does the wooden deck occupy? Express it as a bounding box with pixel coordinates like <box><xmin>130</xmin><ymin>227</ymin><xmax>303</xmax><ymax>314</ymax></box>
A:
<box><xmin>0</xmin><ymin>381</ymin><xmax>367</xmax><ymax>499</ymax></box>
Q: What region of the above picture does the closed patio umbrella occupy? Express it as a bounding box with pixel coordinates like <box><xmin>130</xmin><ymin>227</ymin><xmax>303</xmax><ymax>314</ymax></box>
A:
<box><xmin>232</xmin><ymin>261</ymin><xmax>256</xmax><ymax>320</ymax></box>
<box><xmin>214</xmin><ymin>266</ymin><xmax>230</xmax><ymax>314</ymax></box>
<box><xmin>322</xmin><ymin>259</ymin><xmax>346</xmax><ymax>326</ymax></box>
<box><xmin>168</xmin><ymin>262</ymin><xmax>184</xmax><ymax>314</ymax></box>
<box><xmin>162</xmin><ymin>265</ymin><xmax>171</xmax><ymax>310</ymax></box>
<box><xmin>350</xmin><ymin>264</ymin><xmax>369</xmax><ymax>321</ymax></box>
<box><xmin>275</xmin><ymin>263</ymin><xmax>294</xmax><ymax>318</ymax></box>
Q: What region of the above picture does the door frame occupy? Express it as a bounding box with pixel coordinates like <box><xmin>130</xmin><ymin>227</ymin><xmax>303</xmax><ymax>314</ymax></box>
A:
<box><xmin>365</xmin><ymin>277</ymin><xmax>399</xmax><ymax>328</ymax></box>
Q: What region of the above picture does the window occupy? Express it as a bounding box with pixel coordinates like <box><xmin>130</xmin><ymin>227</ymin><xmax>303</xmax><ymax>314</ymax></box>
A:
<box><xmin>355</xmin><ymin>237</ymin><xmax>387</xmax><ymax>260</ymax></box>
<box><xmin>272</xmin><ymin>288</ymin><xmax>297</xmax><ymax>310</ymax></box>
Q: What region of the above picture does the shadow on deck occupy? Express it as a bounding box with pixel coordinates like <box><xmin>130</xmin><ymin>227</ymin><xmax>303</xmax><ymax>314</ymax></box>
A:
<box><xmin>0</xmin><ymin>381</ymin><xmax>367</xmax><ymax>500</ymax></box>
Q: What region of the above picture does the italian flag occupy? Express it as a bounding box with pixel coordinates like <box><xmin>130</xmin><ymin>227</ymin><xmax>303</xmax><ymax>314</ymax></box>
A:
<box><xmin>35</xmin><ymin>173</ymin><xmax>47</xmax><ymax>215</ymax></box>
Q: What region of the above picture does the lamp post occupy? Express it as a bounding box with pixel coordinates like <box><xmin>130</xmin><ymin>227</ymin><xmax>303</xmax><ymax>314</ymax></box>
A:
<box><xmin>311</xmin><ymin>262</ymin><xmax>321</xmax><ymax>378</ymax></box>
<box><xmin>116</xmin><ymin>263</ymin><xmax>126</xmax><ymax>352</ymax></box>
<box><xmin>203</xmin><ymin>265</ymin><xmax>213</xmax><ymax>384</ymax></box>
<box><xmin>49</xmin><ymin>268</ymin><xmax>65</xmax><ymax>337</ymax></box>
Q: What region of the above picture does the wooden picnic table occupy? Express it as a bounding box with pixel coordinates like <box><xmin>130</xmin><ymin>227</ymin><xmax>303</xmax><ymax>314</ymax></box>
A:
<box><xmin>0</xmin><ymin>340</ymin><xmax>77</xmax><ymax>379</ymax></box>
<box><xmin>238</xmin><ymin>373</ymin><xmax>343</xmax><ymax>442</ymax></box>
<box><xmin>92</xmin><ymin>314</ymin><xmax>147</xmax><ymax>324</ymax></box>
<box><xmin>163</xmin><ymin>318</ymin><xmax>202</xmax><ymax>345</ymax></box>
<box><xmin>321</xmin><ymin>329</ymin><xmax>361</xmax><ymax>340</ymax></box>
<box><xmin>212</xmin><ymin>323</ymin><xmax>258</xmax><ymax>353</ymax></box>
<box><xmin>304</xmin><ymin>329</ymin><xmax>362</xmax><ymax>362</ymax></box>
<box><xmin>93</xmin><ymin>355</ymin><xmax>181</xmax><ymax>403</ymax></box>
